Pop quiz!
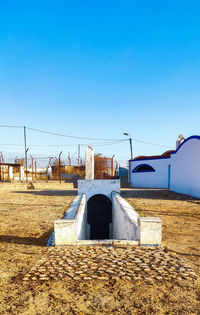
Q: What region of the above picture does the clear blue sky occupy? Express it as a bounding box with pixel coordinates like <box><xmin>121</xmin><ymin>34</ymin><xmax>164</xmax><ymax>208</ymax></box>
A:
<box><xmin>0</xmin><ymin>0</ymin><xmax>200</xmax><ymax>162</ymax></box>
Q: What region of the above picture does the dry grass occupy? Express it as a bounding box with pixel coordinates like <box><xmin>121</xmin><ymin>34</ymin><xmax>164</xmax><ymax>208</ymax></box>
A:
<box><xmin>0</xmin><ymin>183</ymin><xmax>200</xmax><ymax>314</ymax></box>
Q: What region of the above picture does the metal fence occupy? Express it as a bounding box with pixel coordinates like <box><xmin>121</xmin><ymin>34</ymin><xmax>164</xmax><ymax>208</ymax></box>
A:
<box><xmin>0</xmin><ymin>151</ymin><xmax>121</xmax><ymax>182</ymax></box>
<box><xmin>0</xmin><ymin>151</ymin><xmax>86</xmax><ymax>182</ymax></box>
<box><xmin>94</xmin><ymin>156</ymin><xmax>115</xmax><ymax>179</ymax></box>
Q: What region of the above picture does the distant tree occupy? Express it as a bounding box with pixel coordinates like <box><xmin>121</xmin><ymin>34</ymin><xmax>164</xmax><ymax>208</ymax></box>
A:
<box><xmin>14</xmin><ymin>158</ymin><xmax>25</xmax><ymax>166</ymax></box>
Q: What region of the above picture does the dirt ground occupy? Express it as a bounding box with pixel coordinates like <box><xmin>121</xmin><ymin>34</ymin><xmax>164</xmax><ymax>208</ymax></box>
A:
<box><xmin>121</xmin><ymin>188</ymin><xmax>200</xmax><ymax>273</ymax></box>
<box><xmin>0</xmin><ymin>182</ymin><xmax>200</xmax><ymax>314</ymax></box>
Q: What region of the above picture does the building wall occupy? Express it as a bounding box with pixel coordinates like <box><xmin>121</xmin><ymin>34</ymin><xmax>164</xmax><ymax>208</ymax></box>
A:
<box><xmin>170</xmin><ymin>136</ymin><xmax>200</xmax><ymax>198</ymax></box>
<box><xmin>130</xmin><ymin>136</ymin><xmax>200</xmax><ymax>199</ymax></box>
<box><xmin>130</xmin><ymin>158</ymin><xmax>169</xmax><ymax>188</ymax></box>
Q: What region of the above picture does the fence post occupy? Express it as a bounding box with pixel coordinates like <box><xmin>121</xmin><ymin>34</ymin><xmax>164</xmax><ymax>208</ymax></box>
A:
<box><xmin>35</xmin><ymin>161</ymin><xmax>37</xmax><ymax>181</ymax></box>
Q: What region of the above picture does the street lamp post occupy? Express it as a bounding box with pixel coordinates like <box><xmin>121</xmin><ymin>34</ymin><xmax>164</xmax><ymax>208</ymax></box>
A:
<box><xmin>123</xmin><ymin>133</ymin><xmax>133</xmax><ymax>160</ymax></box>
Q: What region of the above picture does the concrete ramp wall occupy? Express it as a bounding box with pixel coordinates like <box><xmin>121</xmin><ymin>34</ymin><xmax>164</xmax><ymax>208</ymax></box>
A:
<box><xmin>54</xmin><ymin>194</ymin><xmax>86</xmax><ymax>245</ymax></box>
<box><xmin>112</xmin><ymin>192</ymin><xmax>140</xmax><ymax>241</ymax></box>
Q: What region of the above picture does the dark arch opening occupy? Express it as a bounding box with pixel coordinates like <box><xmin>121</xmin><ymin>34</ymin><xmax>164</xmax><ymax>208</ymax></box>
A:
<box><xmin>87</xmin><ymin>194</ymin><xmax>112</xmax><ymax>240</ymax></box>
<box><xmin>132</xmin><ymin>164</ymin><xmax>155</xmax><ymax>173</ymax></box>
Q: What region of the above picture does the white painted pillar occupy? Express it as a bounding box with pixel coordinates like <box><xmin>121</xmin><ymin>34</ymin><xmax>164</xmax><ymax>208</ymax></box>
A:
<box><xmin>9</xmin><ymin>166</ymin><xmax>13</xmax><ymax>180</ymax></box>
<box><xmin>20</xmin><ymin>166</ymin><xmax>24</xmax><ymax>182</ymax></box>
<box><xmin>85</xmin><ymin>146</ymin><xmax>94</xmax><ymax>179</ymax></box>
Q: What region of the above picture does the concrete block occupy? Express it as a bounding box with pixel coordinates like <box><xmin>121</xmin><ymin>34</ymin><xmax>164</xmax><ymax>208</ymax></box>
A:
<box><xmin>54</xmin><ymin>219</ymin><xmax>76</xmax><ymax>245</ymax></box>
<box><xmin>139</xmin><ymin>217</ymin><xmax>162</xmax><ymax>245</ymax></box>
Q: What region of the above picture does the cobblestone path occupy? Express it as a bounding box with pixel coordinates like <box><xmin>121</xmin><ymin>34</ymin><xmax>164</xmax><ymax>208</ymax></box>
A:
<box><xmin>22</xmin><ymin>245</ymin><xmax>197</xmax><ymax>283</ymax></box>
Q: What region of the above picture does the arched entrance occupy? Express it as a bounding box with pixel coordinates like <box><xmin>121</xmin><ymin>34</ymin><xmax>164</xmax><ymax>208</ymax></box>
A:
<box><xmin>87</xmin><ymin>194</ymin><xmax>112</xmax><ymax>239</ymax></box>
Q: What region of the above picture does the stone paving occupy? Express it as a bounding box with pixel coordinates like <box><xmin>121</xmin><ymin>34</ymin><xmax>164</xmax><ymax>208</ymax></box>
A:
<box><xmin>22</xmin><ymin>245</ymin><xmax>197</xmax><ymax>283</ymax></box>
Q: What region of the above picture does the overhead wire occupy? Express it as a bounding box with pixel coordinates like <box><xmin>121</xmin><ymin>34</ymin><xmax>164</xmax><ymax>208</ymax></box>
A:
<box><xmin>0</xmin><ymin>124</ymin><xmax>23</xmax><ymax>129</ymax></box>
<box><xmin>132</xmin><ymin>138</ymin><xmax>174</xmax><ymax>149</ymax></box>
<box><xmin>0</xmin><ymin>124</ymin><xmax>174</xmax><ymax>148</ymax></box>
<box><xmin>26</xmin><ymin>126</ymin><xmax>124</xmax><ymax>141</ymax></box>
<box><xmin>0</xmin><ymin>139</ymin><xmax>127</xmax><ymax>147</ymax></box>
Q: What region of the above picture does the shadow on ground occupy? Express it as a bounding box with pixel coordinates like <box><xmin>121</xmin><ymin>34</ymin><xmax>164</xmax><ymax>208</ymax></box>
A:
<box><xmin>12</xmin><ymin>190</ymin><xmax>77</xmax><ymax>197</ymax></box>
<box><xmin>121</xmin><ymin>189</ymin><xmax>200</xmax><ymax>203</ymax></box>
<box><xmin>166</xmin><ymin>248</ymin><xmax>200</xmax><ymax>259</ymax></box>
<box><xmin>11</xmin><ymin>189</ymin><xmax>200</xmax><ymax>203</ymax></box>
<box><xmin>0</xmin><ymin>229</ymin><xmax>53</xmax><ymax>247</ymax></box>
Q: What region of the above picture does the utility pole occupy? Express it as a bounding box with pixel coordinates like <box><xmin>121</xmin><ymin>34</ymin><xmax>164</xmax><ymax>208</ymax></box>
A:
<box><xmin>77</xmin><ymin>145</ymin><xmax>81</xmax><ymax>174</ymax></box>
<box><xmin>78</xmin><ymin>144</ymin><xmax>80</xmax><ymax>159</ymax></box>
<box><xmin>129</xmin><ymin>137</ymin><xmax>133</xmax><ymax>160</ymax></box>
<box><xmin>123</xmin><ymin>133</ymin><xmax>133</xmax><ymax>185</ymax></box>
<box><xmin>59</xmin><ymin>151</ymin><xmax>62</xmax><ymax>183</ymax></box>
<box><xmin>123</xmin><ymin>133</ymin><xmax>133</xmax><ymax>160</ymax></box>
<box><xmin>24</xmin><ymin>126</ymin><xmax>27</xmax><ymax>182</ymax></box>
<box><xmin>68</xmin><ymin>152</ymin><xmax>71</xmax><ymax>166</ymax></box>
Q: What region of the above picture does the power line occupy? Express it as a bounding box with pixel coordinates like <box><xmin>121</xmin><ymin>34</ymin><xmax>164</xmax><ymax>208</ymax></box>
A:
<box><xmin>0</xmin><ymin>124</ymin><xmax>174</xmax><ymax>148</ymax></box>
<box><xmin>0</xmin><ymin>124</ymin><xmax>123</xmax><ymax>141</ymax></box>
<box><xmin>0</xmin><ymin>124</ymin><xmax>23</xmax><ymax>129</ymax></box>
<box><xmin>26</xmin><ymin>126</ymin><xmax>124</xmax><ymax>141</ymax></box>
<box><xmin>0</xmin><ymin>143</ymin><xmax>24</xmax><ymax>146</ymax></box>
<box><xmin>0</xmin><ymin>140</ymin><xmax>127</xmax><ymax>147</ymax></box>
<box><xmin>132</xmin><ymin>138</ymin><xmax>174</xmax><ymax>149</ymax></box>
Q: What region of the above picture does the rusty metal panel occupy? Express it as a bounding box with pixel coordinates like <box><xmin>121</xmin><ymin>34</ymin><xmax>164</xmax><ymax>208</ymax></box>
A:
<box><xmin>94</xmin><ymin>156</ymin><xmax>114</xmax><ymax>179</ymax></box>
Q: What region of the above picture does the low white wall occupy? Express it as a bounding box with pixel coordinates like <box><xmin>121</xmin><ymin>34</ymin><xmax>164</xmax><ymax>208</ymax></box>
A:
<box><xmin>9</xmin><ymin>167</ymin><xmax>13</xmax><ymax>180</ymax></box>
<box><xmin>78</xmin><ymin>179</ymin><xmax>120</xmax><ymax>201</ymax></box>
<box><xmin>54</xmin><ymin>194</ymin><xmax>86</xmax><ymax>245</ymax></box>
<box><xmin>139</xmin><ymin>217</ymin><xmax>162</xmax><ymax>245</ymax></box>
<box><xmin>170</xmin><ymin>137</ymin><xmax>200</xmax><ymax>198</ymax></box>
<box><xmin>76</xmin><ymin>194</ymin><xmax>86</xmax><ymax>240</ymax></box>
<box><xmin>20</xmin><ymin>166</ymin><xmax>24</xmax><ymax>181</ymax></box>
<box><xmin>130</xmin><ymin>158</ymin><xmax>169</xmax><ymax>188</ymax></box>
<box><xmin>112</xmin><ymin>192</ymin><xmax>140</xmax><ymax>240</ymax></box>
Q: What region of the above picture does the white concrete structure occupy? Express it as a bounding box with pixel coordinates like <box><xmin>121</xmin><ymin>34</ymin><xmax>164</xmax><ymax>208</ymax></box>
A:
<box><xmin>47</xmin><ymin>166</ymin><xmax>52</xmax><ymax>179</ymax></box>
<box><xmin>20</xmin><ymin>166</ymin><xmax>24</xmax><ymax>181</ymax></box>
<box><xmin>9</xmin><ymin>166</ymin><xmax>13</xmax><ymax>180</ymax></box>
<box><xmin>53</xmin><ymin>179</ymin><xmax>162</xmax><ymax>246</ymax></box>
<box><xmin>130</xmin><ymin>135</ymin><xmax>200</xmax><ymax>199</ymax></box>
<box><xmin>85</xmin><ymin>146</ymin><xmax>94</xmax><ymax>180</ymax></box>
<box><xmin>54</xmin><ymin>194</ymin><xmax>86</xmax><ymax>245</ymax></box>
<box><xmin>78</xmin><ymin>179</ymin><xmax>120</xmax><ymax>239</ymax></box>
<box><xmin>139</xmin><ymin>217</ymin><xmax>162</xmax><ymax>246</ymax></box>
<box><xmin>53</xmin><ymin>142</ymin><xmax>162</xmax><ymax>246</ymax></box>
<box><xmin>78</xmin><ymin>179</ymin><xmax>120</xmax><ymax>201</ymax></box>
<box><xmin>130</xmin><ymin>158</ymin><xmax>170</xmax><ymax>188</ymax></box>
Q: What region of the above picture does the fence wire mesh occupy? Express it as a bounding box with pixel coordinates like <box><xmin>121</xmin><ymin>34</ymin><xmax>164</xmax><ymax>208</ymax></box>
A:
<box><xmin>0</xmin><ymin>151</ymin><xmax>121</xmax><ymax>182</ymax></box>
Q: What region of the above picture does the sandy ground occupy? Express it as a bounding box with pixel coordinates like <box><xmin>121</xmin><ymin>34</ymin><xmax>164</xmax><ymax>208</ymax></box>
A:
<box><xmin>121</xmin><ymin>188</ymin><xmax>200</xmax><ymax>273</ymax></box>
<box><xmin>0</xmin><ymin>182</ymin><xmax>199</xmax><ymax>314</ymax></box>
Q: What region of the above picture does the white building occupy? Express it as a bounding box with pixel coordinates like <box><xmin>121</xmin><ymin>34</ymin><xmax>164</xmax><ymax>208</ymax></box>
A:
<box><xmin>130</xmin><ymin>135</ymin><xmax>200</xmax><ymax>199</ymax></box>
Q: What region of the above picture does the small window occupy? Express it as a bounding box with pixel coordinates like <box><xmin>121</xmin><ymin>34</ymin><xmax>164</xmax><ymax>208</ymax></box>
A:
<box><xmin>132</xmin><ymin>164</ymin><xmax>155</xmax><ymax>173</ymax></box>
